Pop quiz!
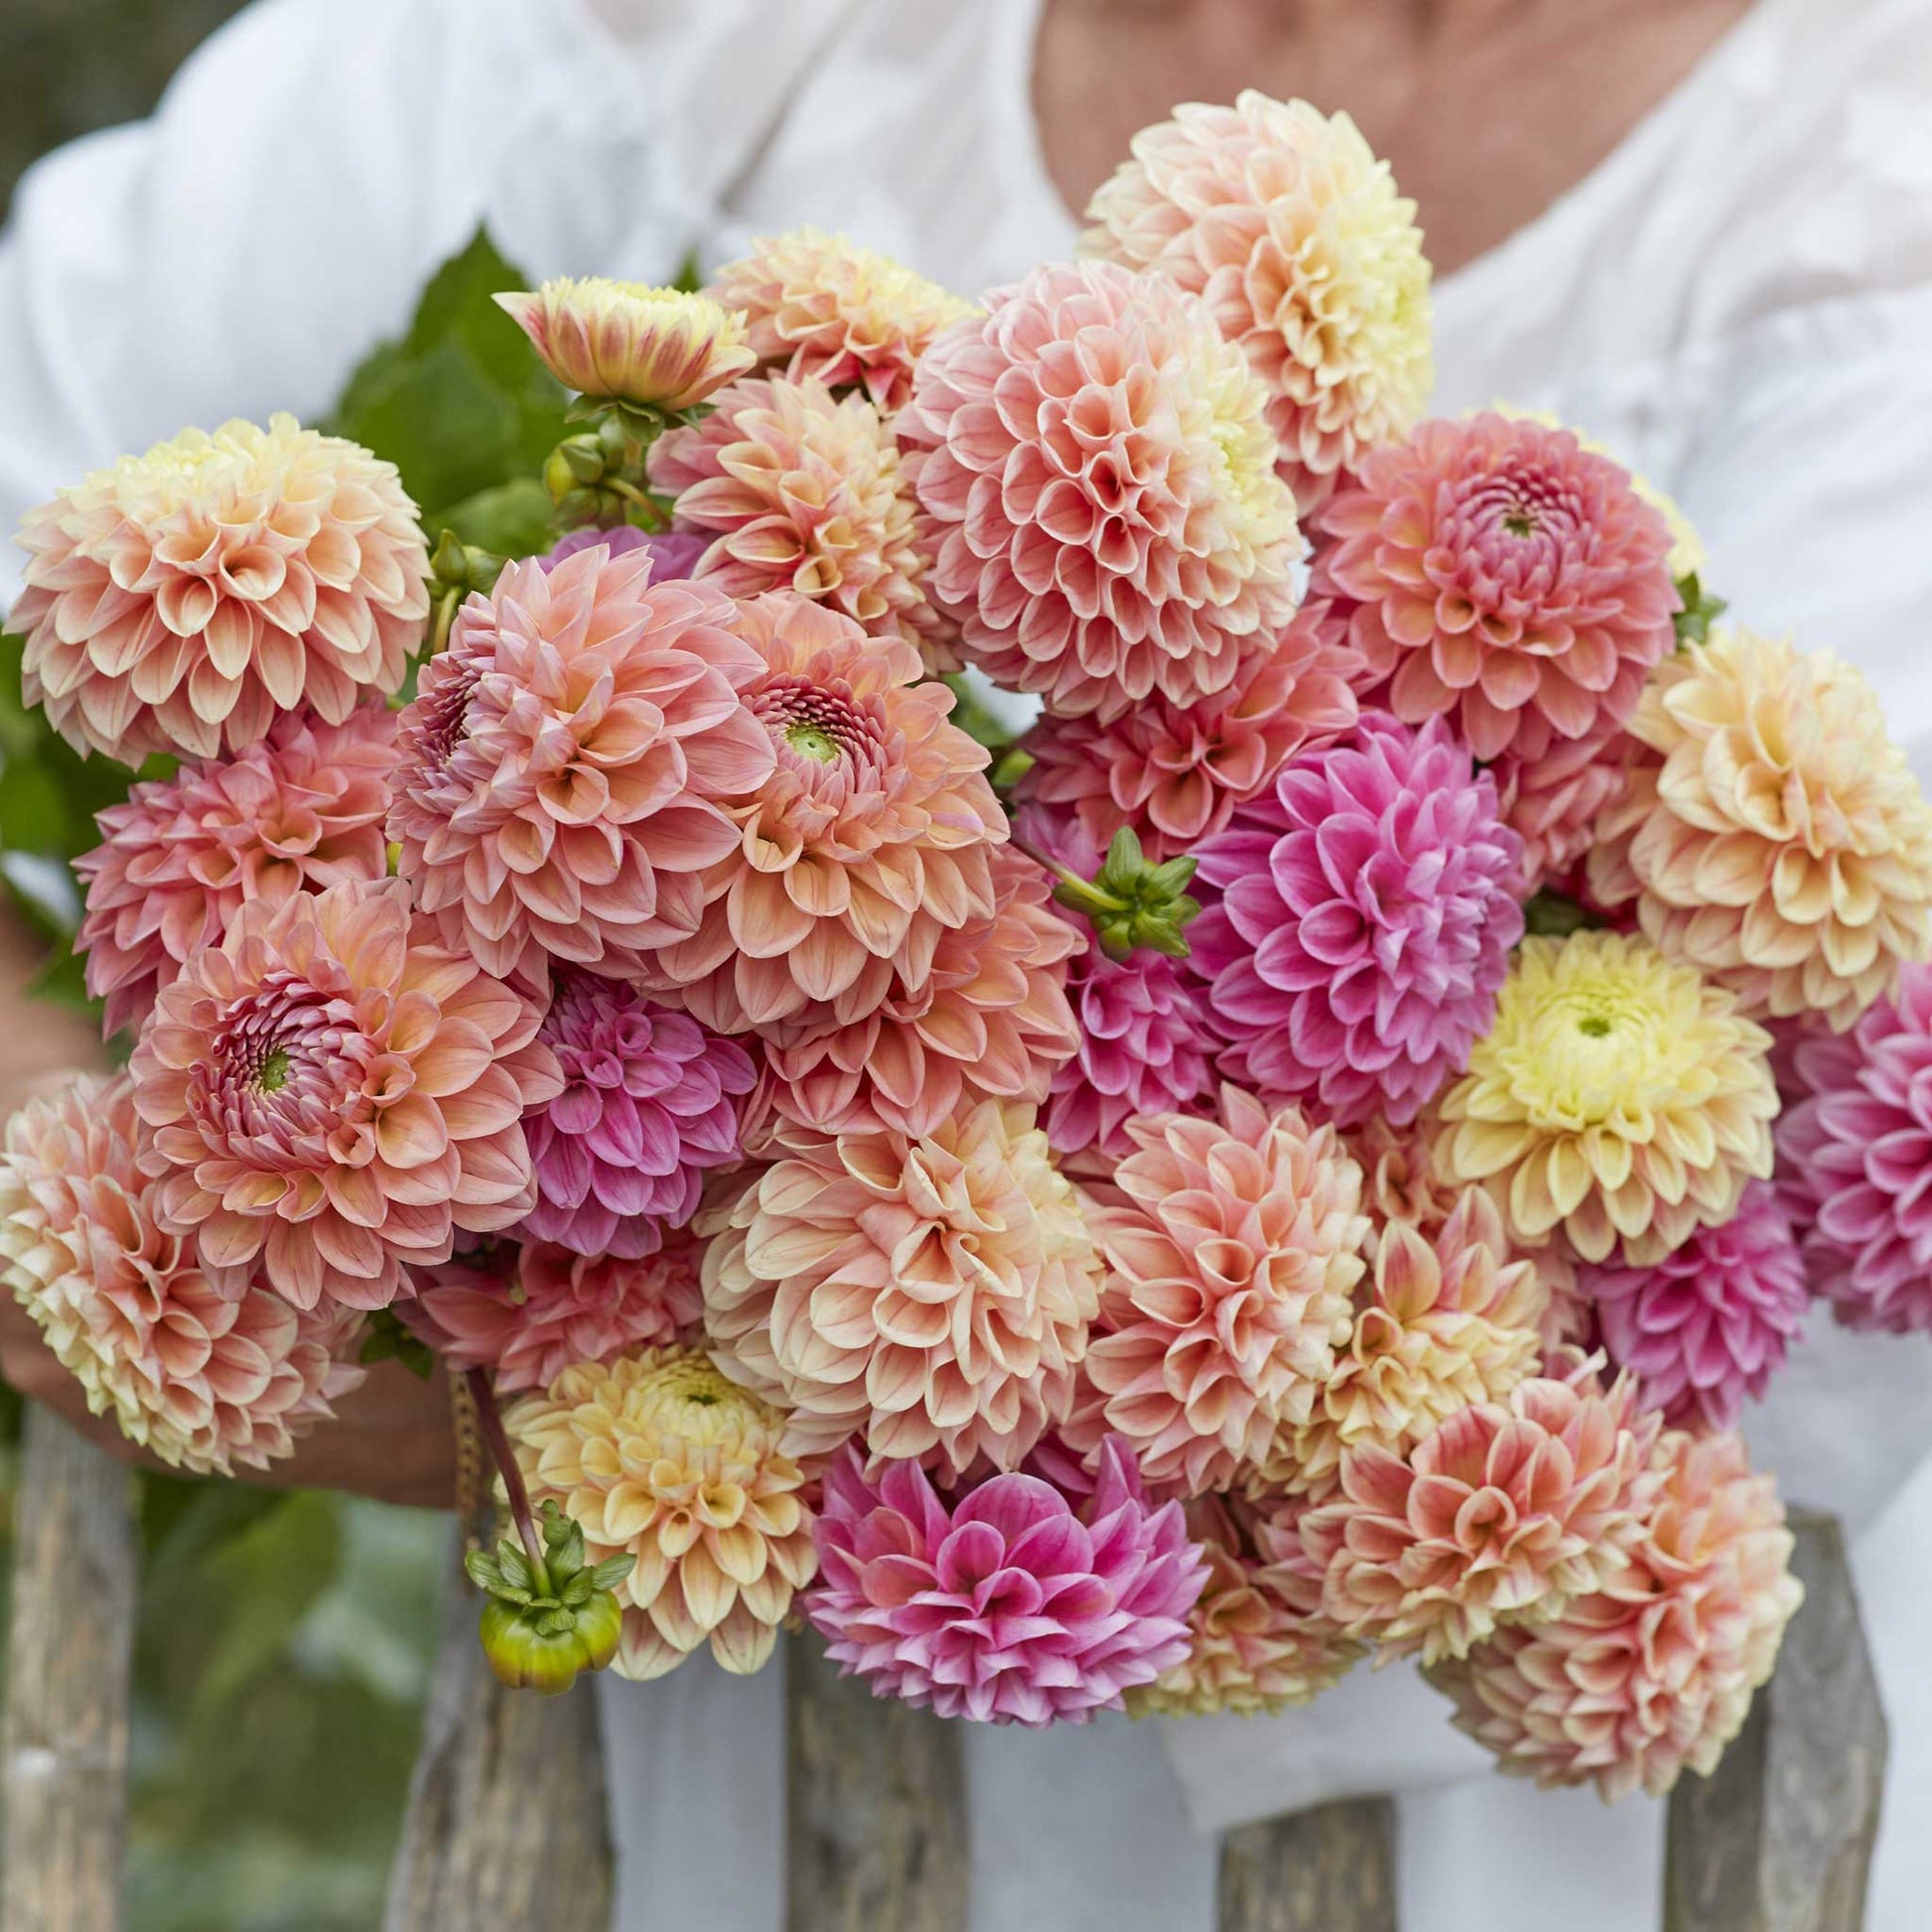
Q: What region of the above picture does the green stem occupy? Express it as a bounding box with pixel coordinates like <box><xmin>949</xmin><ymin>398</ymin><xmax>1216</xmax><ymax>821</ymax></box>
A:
<box><xmin>608</xmin><ymin>478</ymin><xmax>670</xmax><ymax>530</ymax></box>
<box><xmin>429</xmin><ymin>585</ymin><xmax>459</xmax><ymax>660</ymax></box>
<box><xmin>1008</xmin><ymin>830</ymin><xmax>1128</xmax><ymax>915</ymax></box>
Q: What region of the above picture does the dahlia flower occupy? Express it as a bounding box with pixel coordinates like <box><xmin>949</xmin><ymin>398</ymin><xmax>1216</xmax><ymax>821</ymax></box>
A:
<box><xmin>1589</xmin><ymin>626</ymin><xmax>1932</xmax><ymax>1031</ymax></box>
<box><xmin>759</xmin><ymin>845</ymin><xmax>1079</xmax><ymax>1139</ymax></box>
<box><xmin>1316</xmin><ymin>413</ymin><xmax>1679</xmax><ymax>762</ymax></box>
<box><xmin>1432</xmin><ymin>1427</ymin><xmax>1802</xmax><ymax>1799</ymax></box>
<box><xmin>1131</xmin><ymin>1492</ymin><xmax>1361</xmax><ymax>1717</ymax></box>
<box><xmin>1081</xmin><ymin>92</ymin><xmax>1432</xmax><ymax>510</ymax></box>
<box><xmin>75</xmin><ymin>706</ymin><xmax>397</xmax><ymax>1035</ymax></box>
<box><xmin>804</xmin><ymin>1437</ymin><xmax>1204</xmax><ymax>1725</ymax></box>
<box><xmin>1190</xmin><ymin>712</ymin><xmax>1525</xmax><ymax>1129</ymax></box>
<box><xmin>12</xmin><ymin>415</ymin><xmax>428</xmax><ymax>763</ymax></box>
<box><xmin>709</xmin><ymin>228</ymin><xmax>976</xmax><ymax>415</ymax></box>
<box><xmin>543</xmin><ymin>524</ymin><xmax>708</xmax><ymax>580</ymax></box>
<box><xmin>1492</xmin><ymin>726</ymin><xmax>1631</xmax><ymax>897</ymax></box>
<box><xmin>704</xmin><ymin>1100</ymin><xmax>1101</xmax><ymax>1472</ymax></box>
<box><xmin>130</xmin><ymin>877</ymin><xmax>561</xmax><ymax>1311</ymax></box>
<box><xmin>516</xmin><ymin>973</ymin><xmax>754</xmax><ymax>1258</ymax></box>
<box><xmin>1013</xmin><ymin>599</ymin><xmax>1359</xmax><ymax>862</ymax></box>
<box><xmin>494</xmin><ymin>279</ymin><xmax>755</xmax><ymax>409</ymax></box>
<box><xmin>1587</xmin><ymin>1179</ymin><xmax>1807</xmax><ymax>1432</ymax></box>
<box><xmin>1437</xmin><ymin>932</ymin><xmax>1777</xmax><ymax>1265</ymax></box>
<box><xmin>1072</xmin><ymin>1088</ymin><xmax>1370</xmax><ymax>1494</ymax></box>
<box><xmin>1304</xmin><ymin>1370</ymin><xmax>1660</xmax><ymax>1663</ymax></box>
<box><xmin>1778</xmin><ymin>963</ymin><xmax>1932</xmax><ymax>1332</ymax></box>
<box><xmin>0</xmin><ymin>1073</ymin><xmax>364</xmax><ymax>1474</ymax></box>
<box><xmin>409</xmin><ymin>1235</ymin><xmax>703</xmax><ymax>1395</ymax></box>
<box><xmin>387</xmin><ymin>545</ymin><xmax>775</xmax><ymax>981</ymax></box>
<box><xmin>504</xmin><ymin>1348</ymin><xmax>817</xmax><ymax>1680</ymax></box>
<box><xmin>904</xmin><ymin>257</ymin><xmax>1305</xmax><ymax>723</ymax></box>
<box><xmin>635</xmin><ymin>593</ymin><xmax>1007</xmax><ymax>1034</ymax></box>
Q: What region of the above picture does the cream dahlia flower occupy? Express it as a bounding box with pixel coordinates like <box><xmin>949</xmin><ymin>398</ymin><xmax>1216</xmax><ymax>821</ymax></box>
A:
<box><xmin>1082</xmin><ymin>92</ymin><xmax>1432</xmax><ymax>509</ymax></box>
<box><xmin>703</xmin><ymin>1100</ymin><xmax>1102</xmax><ymax>1474</ymax></box>
<box><xmin>494</xmin><ymin>279</ymin><xmax>755</xmax><ymax>409</ymax></box>
<box><xmin>1438</xmin><ymin>933</ymin><xmax>1778</xmax><ymax>1265</ymax></box>
<box><xmin>12</xmin><ymin>415</ymin><xmax>428</xmax><ymax>763</ymax></box>
<box><xmin>1590</xmin><ymin>625</ymin><xmax>1932</xmax><ymax>1031</ymax></box>
<box><xmin>0</xmin><ymin>1074</ymin><xmax>364</xmax><ymax>1473</ymax></box>
<box><xmin>504</xmin><ymin>1348</ymin><xmax>817</xmax><ymax>1680</ymax></box>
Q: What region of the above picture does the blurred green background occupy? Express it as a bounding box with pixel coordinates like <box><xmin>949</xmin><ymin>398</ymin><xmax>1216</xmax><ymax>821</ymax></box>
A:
<box><xmin>0</xmin><ymin>6</ymin><xmax>453</xmax><ymax>1929</ymax></box>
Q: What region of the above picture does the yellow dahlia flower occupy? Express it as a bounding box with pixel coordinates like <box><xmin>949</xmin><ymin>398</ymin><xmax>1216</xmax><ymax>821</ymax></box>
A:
<box><xmin>1438</xmin><ymin>933</ymin><xmax>1777</xmax><ymax>1265</ymax></box>
<box><xmin>503</xmin><ymin>1348</ymin><xmax>817</xmax><ymax>1681</ymax></box>
<box><xmin>495</xmin><ymin>279</ymin><xmax>756</xmax><ymax>409</ymax></box>
<box><xmin>1590</xmin><ymin>626</ymin><xmax>1932</xmax><ymax>1031</ymax></box>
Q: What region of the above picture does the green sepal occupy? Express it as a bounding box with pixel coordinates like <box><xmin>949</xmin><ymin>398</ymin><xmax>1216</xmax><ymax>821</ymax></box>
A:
<box><xmin>1674</xmin><ymin>573</ymin><xmax>1727</xmax><ymax>647</ymax></box>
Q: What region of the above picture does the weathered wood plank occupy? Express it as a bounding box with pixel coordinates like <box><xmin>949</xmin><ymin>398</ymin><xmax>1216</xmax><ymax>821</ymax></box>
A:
<box><xmin>1663</xmin><ymin>1508</ymin><xmax>1886</xmax><ymax>1932</ymax></box>
<box><xmin>1</xmin><ymin>1406</ymin><xmax>139</xmax><ymax>1932</ymax></box>
<box><xmin>1217</xmin><ymin>1796</ymin><xmax>1398</xmax><ymax>1932</ymax></box>
<box><xmin>382</xmin><ymin>1560</ymin><xmax>613</xmax><ymax>1932</ymax></box>
<box><xmin>785</xmin><ymin>1627</ymin><xmax>969</xmax><ymax>1932</ymax></box>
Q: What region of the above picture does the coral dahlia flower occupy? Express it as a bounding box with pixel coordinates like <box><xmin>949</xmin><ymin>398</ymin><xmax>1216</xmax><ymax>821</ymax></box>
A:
<box><xmin>494</xmin><ymin>279</ymin><xmax>755</xmax><ymax>409</ymax></box>
<box><xmin>1490</xmin><ymin>725</ymin><xmax>1631</xmax><ymax>897</ymax></box>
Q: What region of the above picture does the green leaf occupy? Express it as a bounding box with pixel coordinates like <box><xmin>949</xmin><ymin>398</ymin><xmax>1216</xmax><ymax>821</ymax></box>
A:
<box><xmin>670</xmin><ymin>248</ymin><xmax>704</xmax><ymax>295</ymax></box>
<box><xmin>433</xmin><ymin>478</ymin><xmax>556</xmax><ymax>558</ymax></box>
<box><xmin>357</xmin><ymin>1308</ymin><xmax>435</xmax><ymax>1381</ymax></box>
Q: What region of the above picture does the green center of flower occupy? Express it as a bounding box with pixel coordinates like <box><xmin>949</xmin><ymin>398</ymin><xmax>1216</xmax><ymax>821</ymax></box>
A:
<box><xmin>257</xmin><ymin>1048</ymin><xmax>292</xmax><ymax>1093</ymax></box>
<box><xmin>785</xmin><ymin>721</ymin><xmax>843</xmax><ymax>763</ymax></box>
<box><xmin>1577</xmin><ymin>1015</ymin><xmax>1612</xmax><ymax>1038</ymax></box>
<box><xmin>1503</xmin><ymin>509</ymin><xmax>1539</xmax><ymax>538</ymax></box>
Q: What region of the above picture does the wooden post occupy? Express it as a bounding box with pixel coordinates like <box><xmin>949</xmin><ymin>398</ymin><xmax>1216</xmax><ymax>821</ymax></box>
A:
<box><xmin>1</xmin><ymin>1407</ymin><xmax>140</xmax><ymax>1932</ymax></box>
<box><xmin>1663</xmin><ymin>1509</ymin><xmax>1887</xmax><ymax>1932</ymax></box>
<box><xmin>382</xmin><ymin>1564</ymin><xmax>614</xmax><ymax>1932</ymax></box>
<box><xmin>785</xmin><ymin>1627</ymin><xmax>969</xmax><ymax>1932</ymax></box>
<box><xmin>1217</xmin><ymin>1796</ymin><xmax>1398</xmax><ymax>1932</ymax></box>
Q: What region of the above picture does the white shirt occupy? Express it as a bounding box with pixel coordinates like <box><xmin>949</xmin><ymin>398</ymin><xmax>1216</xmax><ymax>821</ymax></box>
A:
<box><xmin>3</xmin><ymin>4</ymin><xmax>1931</xmax><ymax>1929</ymax></box>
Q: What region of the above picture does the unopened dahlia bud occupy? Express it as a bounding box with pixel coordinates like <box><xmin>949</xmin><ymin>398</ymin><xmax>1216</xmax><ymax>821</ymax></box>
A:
<box><xmin>467</xmin><ymin>1500</ymin><xmax>632</xmax><ymax>1696</ymax></box>
<box><xmin>1049</xmin><ymin>827</ymin><xmax>1201</xmax><ymax>961</ymax></box>
<box><xmin>495</xmin><ymin>279</ymin><xmax>755</xmax><ymax>411</ymax></box>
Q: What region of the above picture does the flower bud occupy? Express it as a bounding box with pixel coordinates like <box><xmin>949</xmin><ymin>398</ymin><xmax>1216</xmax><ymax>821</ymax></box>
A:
<box><xmin>1053</xmin><ymin>826</ymin><xmax>1201</xmax><ymax>960</ymax></box>
<box><xmin>465</xmin><ymin>1500</ymin><xmax>634</xmax><ymax>1696</ymax></box>
<box><xmin>495</xmin><ymin>279</ymin><xmax>756</xmax><ymax>411</ymax></box>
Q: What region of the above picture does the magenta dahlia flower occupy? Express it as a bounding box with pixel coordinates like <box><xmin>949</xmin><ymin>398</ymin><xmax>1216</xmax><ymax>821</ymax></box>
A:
<box><xmin>1778</xmin><ymin>963</ymin><xmax>1932</xmax><ymax>1332</ymax></box>
<box><xmin>516</xmin><ymin>973</ymin><xmax>754</xmax><ymax>1259</ymax></box>
<box><xmin>803</xmin><ymin>1438</ymin><xmax>1206</xmax><ymax>1725</ymax></box>
<box><xmin>1190</xmin><ymin>712</ymin><xmax>1525</xmax><ymax>1128</ymax></box>
<box><xmin>1586</xmin><ymin>1180</ymin><xmax>1808</xmax><ymax>1434</ymax></box>
<box><xmin>542</xmin><ymin>525</ymin><xmax>708</xmax><ymax>580</ymax></box>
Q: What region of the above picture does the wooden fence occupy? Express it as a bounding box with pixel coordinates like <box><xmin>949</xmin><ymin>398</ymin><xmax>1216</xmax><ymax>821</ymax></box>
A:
<box><xmin>0</xmin><ymin>1407</ymin><xmax>1891</xmax><ymax>1932</ymax></box>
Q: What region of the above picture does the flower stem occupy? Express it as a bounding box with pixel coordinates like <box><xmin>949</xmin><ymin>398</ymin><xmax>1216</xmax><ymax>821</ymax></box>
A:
<box><xmin>608</xmin><ymin>478</ymin><xmax>671</xmax><ymax>529</ymax></box>
<box><xmin>466</xmin><ymin>1367</ymin><xmax>549</xmax><ymax>1593</ymax></box>
<box><xmin>1007</xmin><ymin>830</ymin><xmax>1125</xmax><ymax>912</ymax></box>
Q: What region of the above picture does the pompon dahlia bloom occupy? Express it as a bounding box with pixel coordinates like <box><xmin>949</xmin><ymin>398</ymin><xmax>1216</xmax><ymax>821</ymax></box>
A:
<box><xmin>1492</xmin><ymin>726</ymin><xmax>1631</xmax><ymax>897</ymax></box>
<box><xmin>1073</xmin><ymin>1089</ymin><xmax>1370</xmax><ymax>1493</ymax></box>
<box><xmin>1432</xmin><ymin>1427</ymin><xmax>1802</xmax><ymax>1799</ymax></box>
<box><xmin>1013</xmin><ymin>599</ymin><xmax>1359</xmax><ymax>862</ymax></box>
<box><xmin>704</xmin><ymin>1100</ymin><xmax>1102</xmax><ymax>1472</ymax></box>
<box><xmin>636</xmin><ymin>594</ymin><xmax>1007</xmax><ymax>1034</ymax></box>
<box><xmin>409</xmin><ymin>1235</ymin><xmax>703</xmax><ymax>1395</ymax></box>
<box><xmin>387</xmin><ymin>546</ymin><xmax>775</xmax><ymax>981</ymax></box>
<box><xmin>1586</xmin><ymin>1180</ymin><xmax>1807</xmax><ymax>1433</ymax></box>
<box><xmin>493</xmin><ymin>279</ymin><xmax>755</xmax><ymax>408</ymax></box>
<box><xmin>804</xmin><ymin>1437</ymin><xmax>1205</xmax><ymax>1725</ymax></box>
<box><xmin>759</xmin><ymin>845</ymin><xmax>1079</xmax><ymax>1139</ymax></box>
<box><xmin>0</xmin><ymin>1074</ymin><xmax>364</xmax><ymax>1474</ymax></box>
<box><xmin>130</xmin><ymin>877</ymin><xmax>561</xmax><ymax>1311</ymax></box>
<box><xmin>1316</xmin><ymin>413</ymin><xmax>1679</xmax><ymax>763</ymax></box>
<box><xmin>1081</xmin><ymin>92</ymin><xmax>1432</xmax><ymax>510</ymax></box>
<box><xmin>1304</xmin><ymin>1369</ymin><xmax>1660</xmax><ymax>1663</ymax></box>
<box><xmin>75</xmin><ymin>706</ymin><xmax>398</xmax><ymax>1035</ymax></box>
<box><xmin>708</xmin><ymin>227</ymin><xmax>976</xmax><ymax>415</ymax></box>
<box><xmin>504</xmin><ymin>1348</ymin><xmax>817</xmax><ymax>1680</ymax></box>
<box><xmin>648</xmin><ymin>375</ymin><xmax>943</xmax><ymax>664</ymax></box>
<box><xmin>904</xmin><ymin>257</ymin><xmax>1305</xmax><ymax>723</ymax></box>
<box><xmin>1131</xmin><ymin>1492</ymin><xmax>1361</xmax><ymax>1717</ymax></box>
<box><xmin>12</xmin><ymin>414</ymin><xmax>428</xmax><ymax>763</ymax></box>
<box><xmin>1778</xmin><ymin>963</ymin><xmax>1932</xmax><ymax>1332</ymax></box>
<box><xmin>1437</xmin><ymin>932</ymin><xmax>1777</xmax><ymax>1265</ymax></box>
<box><xmin>1589</xmin><ymin>626</ymin><xmax>1932</xmax><ymax>1031</ymax></box>
<box><xmin>515</xmin><ymin>973</ymin><xmax>754</xmax><ymax>1258</ymax></box>
<box><xmin>1190</xmin><ymin>712</ymin><xmax>1525</xmax><ymax>1129</ymax></box>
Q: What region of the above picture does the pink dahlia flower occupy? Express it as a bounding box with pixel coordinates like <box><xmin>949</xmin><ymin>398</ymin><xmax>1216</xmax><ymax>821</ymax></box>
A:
<box><xmin>408</xmin><ymin>1234</ymin><xmax>704</xmax><ymax>1394</ymax></box>
<box><xmin>1491</xmin><ymin>725</ymin><xmax>1631</xmax><ymax>897</ymax></box>
<box><xmin>1316</xmin><ymin>414</ymin><xmax>1679</xmax><ymax>763</ymax></box>
<box><xmin>636</xmin><ymin>593</ymin><xmax>1007</xmax><ymax>1035</ymax></box>
<box><xmin>1778</xmin><ymin>963</ymin><xmax>1932</xmax><ymax>1332</ymax></box>
<box><xmin>75</xmin><ymin>707</ymin><xmax>397</xmax><ymax>1036</ymax></box>
<box><xmin>903</xmin><ymin>258</ymin><xmax>1305</xmax><ymax>723</ymax></box>
<box><xmin>0</xmin><ymin>1073</ymin><xmax>364</xmax><ymax>1474</ymax></box>
<box><xmin>804</xmin><ymin>1437</ymin><xmax>1206</xmax><ymax>1725</ymax></box>
<box><xmin>1013</xmin><ymin>599</ymin><xmax>1359</xmax><ymax>862</ymax></box>
<box><xmin>130</xmin><ymin>877</ymin><xmax>561</xmax><ymax>1311</ymax></box>
<box><xmin>1190</xmin><ymin>712</ymin><xmax>1526</xmax><ymax>1129</ymax></box>
<box><xmin>515</xmin><ymin>973</ymin><xmax>754</xmax><ymax>1258</ymax></box>
<box><xmin>542</xmin><ymin>524</ymin><xmax>707</xmax><ymax>580</ymax></box>
<box><xmin>1586</xmin><ymin>1180</ymin><xmax>1807</xmax><ymax>1434</ymax></box>
<box><xmin>12</xmin><ymin>415</ymin><xmax>428</xmax><ymax>764</ymax></box>
<box><xmin>387</xmin><ymin>545</ymin><xmax>775</xmax><ymax>982</ymax></box>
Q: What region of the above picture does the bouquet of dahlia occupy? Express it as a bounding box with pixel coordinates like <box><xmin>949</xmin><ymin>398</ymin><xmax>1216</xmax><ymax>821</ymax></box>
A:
<box><xmin>5</xmin><ymin>87</ymin><xmax>1929</xmax><ymax>1803</ymax></box>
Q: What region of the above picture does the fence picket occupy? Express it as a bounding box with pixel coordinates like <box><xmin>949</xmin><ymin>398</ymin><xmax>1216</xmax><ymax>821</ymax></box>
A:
<box><xmin>1216</xmin><ymin>1796</ymin><xmax>1398</xmax><ymax>1932</ymax></box>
